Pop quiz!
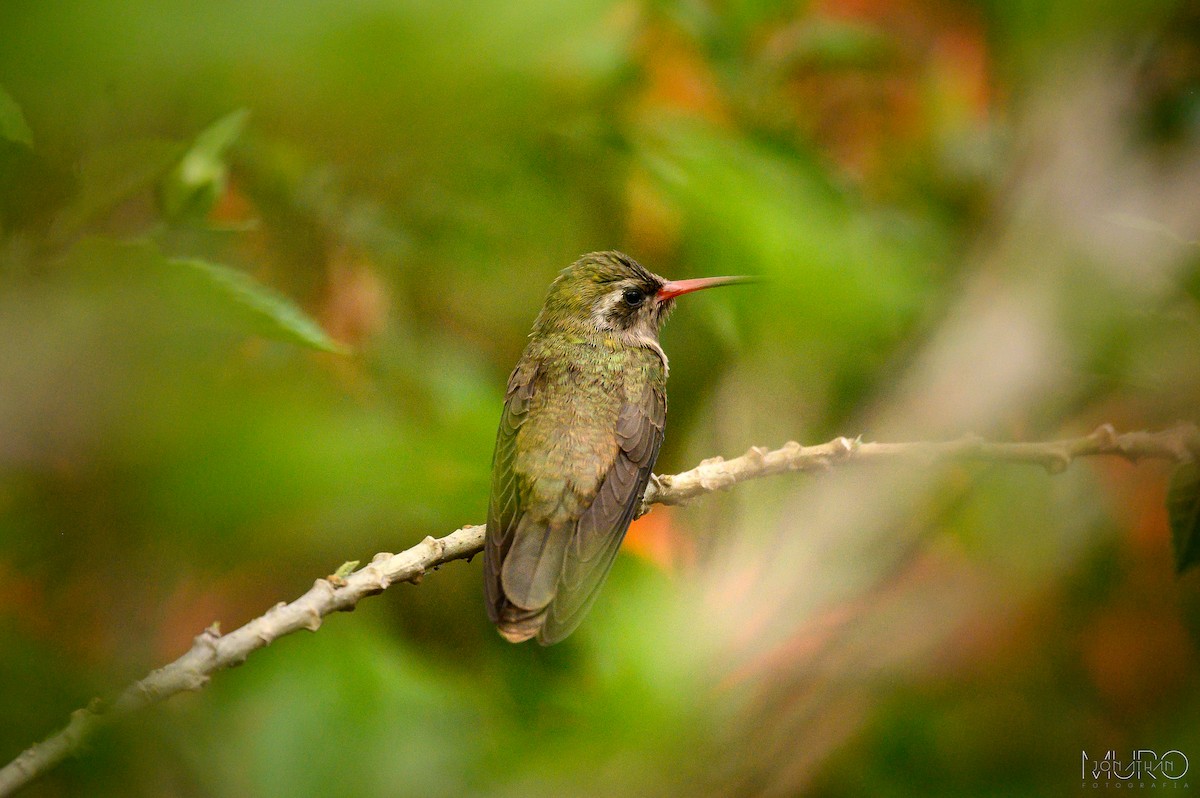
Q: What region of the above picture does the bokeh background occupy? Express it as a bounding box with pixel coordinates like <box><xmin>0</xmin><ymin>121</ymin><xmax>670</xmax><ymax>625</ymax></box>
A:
<box><xmin>2</xmin><ymin>0</ymin><xmax>1200</xmax><ymax>795</ymax></box>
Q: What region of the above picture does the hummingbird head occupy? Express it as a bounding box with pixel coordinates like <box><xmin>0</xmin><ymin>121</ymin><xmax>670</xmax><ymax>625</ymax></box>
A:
<box><xmin>533</xmin><ymin>251</ymin><xmax>747</xmax><ymax>347</ymax></box>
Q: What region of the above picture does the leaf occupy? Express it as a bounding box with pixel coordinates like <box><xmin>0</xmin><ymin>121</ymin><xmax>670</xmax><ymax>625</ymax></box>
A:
<box><xmin>160</xmin><ymin>108</ymin><xmax>250</xmax><ymax>222</ymax></box>
<box><xmin>170</xmin><ymin>255</ymin><xmax>346</xmax><ymax>353</ymax></box>
<box><xmin>64</xmin><ymin>238</ymin><xmax>345</xmax><ymax>353</ymax></box>
<box><xmin>0</xmin><ymin>86</ymin><xmax>78</xmax><ymax>234</ymax></box>
<box><xmin>1167</xmin><ymin>461</ymin><xmax>1200</xmax><ymax>575</ymax></box>
<box><xmin>0</xmin><ymin>85</ymin><xmax>33</xmax><ymax>147</ymax></box>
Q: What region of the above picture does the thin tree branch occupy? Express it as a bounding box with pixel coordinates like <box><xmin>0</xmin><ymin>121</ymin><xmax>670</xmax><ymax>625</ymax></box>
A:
<box><xmin>1</xmin><ymin>422</ymin><xmax>1195</xmax><ymax>797</ymax></box>
<box><xmin>641</xmin><ymin>422</ymin><xmax>1199</xmax><ymax>511</ymax></box>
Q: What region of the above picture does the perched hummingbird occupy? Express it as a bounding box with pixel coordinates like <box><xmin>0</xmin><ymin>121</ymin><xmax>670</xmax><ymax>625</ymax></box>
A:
<box><xmin>484</xmin><ymin>251</ymin><xmax>747</xmax><ymax>644</ymax></box>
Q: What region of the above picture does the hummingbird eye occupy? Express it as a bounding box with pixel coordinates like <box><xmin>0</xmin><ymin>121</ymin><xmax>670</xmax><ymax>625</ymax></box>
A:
<box><xmin>621</xmin><ymin>287</ymin><xmax>646</xmax><ymax>308</ymax></box>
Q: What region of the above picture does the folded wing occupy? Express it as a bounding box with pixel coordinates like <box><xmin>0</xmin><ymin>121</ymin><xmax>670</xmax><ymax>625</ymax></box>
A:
<box><xmin>484</xmin><ymin>357</ymin><xmax>666</xmax><ymax>645</ymax></box>
<box><xmin>538</xmin><ymin>379</ymin><xmax>666</xmax><ymax>644</ymax></box>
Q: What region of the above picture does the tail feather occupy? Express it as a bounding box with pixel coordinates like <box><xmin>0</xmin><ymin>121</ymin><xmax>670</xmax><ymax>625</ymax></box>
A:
<box><xmin>496</xmin><ymin>602</ymin><xmax>546</xmax><ymax>643</ymax></box>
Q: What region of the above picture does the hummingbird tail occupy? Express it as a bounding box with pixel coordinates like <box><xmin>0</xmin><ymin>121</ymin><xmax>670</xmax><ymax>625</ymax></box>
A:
<box><xmin>495</xmin><ymin>604</ymin><xmax>546</xmax><ymax>643</ymax></box>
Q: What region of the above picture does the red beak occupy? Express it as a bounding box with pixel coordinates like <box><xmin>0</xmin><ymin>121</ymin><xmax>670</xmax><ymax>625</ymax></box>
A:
<box><xmin>656</xmin><ymin>275</ymin><xmax>752</xmax><ymax>301</ymax></box>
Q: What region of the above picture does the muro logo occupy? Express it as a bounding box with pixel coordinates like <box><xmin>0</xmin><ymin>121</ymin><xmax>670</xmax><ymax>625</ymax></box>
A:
<box><xmin>1082</xmin><ymin>750</ymin><xmax>1190</xmax><ymax>789</ymax></box>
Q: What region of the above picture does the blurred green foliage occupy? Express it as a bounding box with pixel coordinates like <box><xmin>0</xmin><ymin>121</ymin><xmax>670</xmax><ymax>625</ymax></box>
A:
<box><xmin>1</xmin><ymin>0</ymin><xmax>1199</xmax><ymax>795</ymax></box>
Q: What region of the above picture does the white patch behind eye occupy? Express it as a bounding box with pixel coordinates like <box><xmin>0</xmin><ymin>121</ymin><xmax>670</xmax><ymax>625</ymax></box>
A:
<box><xmin>589</xmin><ymin>285</ymin><xmax>669</xmax><ymax>376</ymax></box>
<box><xmin>590</xmin><ymin>288</ymin><xmax>624</xmax><ymax>332</ymax></box>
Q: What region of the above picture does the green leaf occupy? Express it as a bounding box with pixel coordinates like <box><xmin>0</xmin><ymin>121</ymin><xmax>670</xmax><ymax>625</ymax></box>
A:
<box><xmin>1168</xmin><ymin>461</ymin><xmax>1200</xmax><ymax>575</ymax></box>
<box><xmin>0</xmin><ymin>86</ymin><xmax>76</xmax><ymax>235</ymax></box>
<box><xmin>160</xmin><ymin>108</ymin><xmax>249</xmax><ymax>222</ymax></box>
<box><xmin>170</xmin><ymin>255</ymin><xmax>346</xmax><ymax>353</ymax></box>
<box><xmin>64</xmin><ymin>238</ymin><xmax>345</xmax><ymax>353</ymax></box>
<box><xmin>0</xmin><ymin>85</ymin><xmax>33</xmax><ymax>147</ymax></box>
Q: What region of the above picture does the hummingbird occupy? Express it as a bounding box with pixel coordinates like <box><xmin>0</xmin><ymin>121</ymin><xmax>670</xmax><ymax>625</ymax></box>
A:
<box><xmin>484</xmin><ymin>251</ymin><xmax>747</xmax><ymax>644</ymax></box>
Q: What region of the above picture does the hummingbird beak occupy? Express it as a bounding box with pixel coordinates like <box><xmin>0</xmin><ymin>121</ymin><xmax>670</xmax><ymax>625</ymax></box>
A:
<box><xmin>656</xmin><ymin>275</ymin><xmax>752</xmax><ymax>301</ymax></box>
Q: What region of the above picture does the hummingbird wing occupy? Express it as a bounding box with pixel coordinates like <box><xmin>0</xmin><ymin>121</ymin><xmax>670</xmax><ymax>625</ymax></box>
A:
<box><xmin>484</xmin><ymin>353</ymin><xmax>666</xmax><ymax>645</ymax></box>
<box><xmin>483</xmin><ymin>357</ymin><xmax>541</xmax><ymax>632</ymax></box>
<box><xmin>537</xmin><ymin>378</ymin><xmax>666</xmax><ymax>645</ymax></box>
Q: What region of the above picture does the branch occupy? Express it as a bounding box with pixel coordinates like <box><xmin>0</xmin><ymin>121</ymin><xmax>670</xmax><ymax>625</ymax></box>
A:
<box><xmin>1</xmin><ymin>423</ymin><xmax>1195</xmax><ymax>797</ymax></box>
<box><xmin>642</xmin><ymin>422</ymin><xmax>1199</xmax><ymax>510</ymax></box>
